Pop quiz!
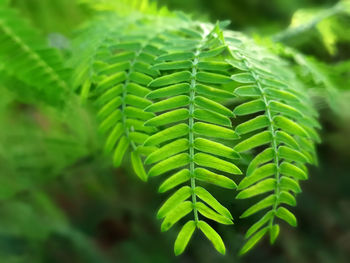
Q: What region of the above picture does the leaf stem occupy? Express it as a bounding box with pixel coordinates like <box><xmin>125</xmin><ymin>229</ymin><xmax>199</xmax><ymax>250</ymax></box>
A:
<box><xmin>240</xmin><ymin>58</ymin><xmax>281</xmax><ymax>228</ymax></box>
<box><xmin>189</xmin><ymin>53</ymin><xmax>199</xmax><ymax>223</ymax></box>
<box><xmin>189</xmin><ymin>32</ymin><xmax>209</xmax><ymax>223</ymax></box>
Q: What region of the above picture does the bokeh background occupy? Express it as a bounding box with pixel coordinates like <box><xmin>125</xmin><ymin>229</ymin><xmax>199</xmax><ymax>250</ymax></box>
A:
<box><xmin>0</xmin><ymin>0</ymin><xmax>350</xmax><ymax>262</ymax></box>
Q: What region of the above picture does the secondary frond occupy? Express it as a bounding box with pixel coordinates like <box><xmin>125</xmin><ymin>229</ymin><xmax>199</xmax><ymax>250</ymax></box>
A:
<box><xmin>144</xmin><ymin>23</ymin><xmax>242</xmax><ymax>255</ymax></box>
<box><xmin>80</xmin><ymin>16</ymin><xmax>191</xmax><ymax>180</ymax></box>
<box><xmin>70</xmin><ymin>13</ymin><xmax>142</xmax><ymax>90</ymax></box>
<box><xmin>225</xmin><ymin>30</ymin><xmax>320</xmax><ymax>254</ymax></box>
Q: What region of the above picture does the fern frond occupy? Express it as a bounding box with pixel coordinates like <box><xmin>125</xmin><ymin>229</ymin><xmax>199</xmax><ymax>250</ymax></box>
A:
<box><xmin>81</xmin><ymin>17</ymin><xmax>191</xmax><ymax>180</ymax></box>
<box><xmin>225</xmin><ymin>31</ymin><xmax>320</xmax><ymax>254</ymax></box>
<box><xmin>70</xmin><ymin>13</ymin><xmax>143</xmax><ymax>90</ymax></box>
<box><xmin>144</xmin><ymin>23</ymin><xmax>242</xmax><ymax>255</ymax></box>
<box><xmin>0</xmin><ymin>6</ymin><xmax>70</xmax><ymax>106</ymax></box>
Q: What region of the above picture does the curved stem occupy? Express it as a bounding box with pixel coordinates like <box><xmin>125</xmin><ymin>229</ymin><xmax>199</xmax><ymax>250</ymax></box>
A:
<box><xmin>189</xmin><ymin>68</ymin><xmax>198</xmax><ymax>221</ymax></box>
<box><xmin>238</xmin><ymin>57</ymin><xmax>281</xmax><ymax>228</ymax></box>
<box><xmin>189</xmin><ymin>50</ymin><xmax>200</xmax><ymax>223</ymax></box>
<box><xmin>121</xmin><ymin>55</ymin><xmax>138</xmax><ymax>151</ymax></box>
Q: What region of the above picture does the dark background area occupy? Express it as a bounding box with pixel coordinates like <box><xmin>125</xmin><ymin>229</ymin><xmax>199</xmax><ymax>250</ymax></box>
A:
<box><xmin>0</xmin><ymin>0</ymin><xmax>349</xmax><ymax>262</ymax></box>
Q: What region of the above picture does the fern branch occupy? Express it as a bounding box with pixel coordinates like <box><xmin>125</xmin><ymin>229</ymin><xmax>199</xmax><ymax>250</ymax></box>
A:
<box><xmin>226</xmin><ymin>30</ymin><xmax>320</xmax><ymax>254</ymax></box>
<box><xmin>187</xmin><ymin>25</ymin><xmax>211</xmax><ymax>223</ymax></box>
<box><xmin>144</xmin><ymin>22</ymin><xmax>242</xmax><ymax>255</ymax></box>
<box><xmin>70</xmin><ymin>13</ymin><xmax>143</xmax><ymax>90</ymax></box>
<box><xmin>82</xmin><ymin>16</ymin><xmax>194</xmax><ymax>180</ymax></box>
<box><xmin>246</xmin><ymin>68</ymin><xmax>281</xmax><ymax>229</ymax></box>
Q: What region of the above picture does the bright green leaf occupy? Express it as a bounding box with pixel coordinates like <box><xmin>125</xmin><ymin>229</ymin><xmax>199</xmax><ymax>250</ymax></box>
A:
<box><xmin>194</xmin><ymin>153</ymin><xmax>242</xmax><ymax>174</ymax></box>
<box><xmin>131</xmin><ymin>152</ymin><xmax>147</xmax><ymax>181</ymax></box>
<box><xmin>157</xmin><ymin>186</ymin><xmax>192</xmax><ymax>219</ymax></box>
<box><xmin>174</xmin><ymin>220</ymin><xmax>196</xmax><ymax>256</ymax></box>
<box><xmin>148</xmin><ymin>153</ymin><xmax>190</xmax><ymax>177</ymax></box>
<box><xmin>198</xmin><ymin>221</ymin><xmax>226</xmax><ymax>255</ymax></box>
<box><xmin>276</xmin><ymin>207</ymin><xmax>297</xmax><ymax>227</ymax></box>
<box><xmin>194</xmin><ymin>168</ymin><xmax>237</xmax><ymax>189</ymax></box>
<box><xmin>159</xmin><ymin>169</ymin><xmax>190</xmax><ymax>193</ymax></box>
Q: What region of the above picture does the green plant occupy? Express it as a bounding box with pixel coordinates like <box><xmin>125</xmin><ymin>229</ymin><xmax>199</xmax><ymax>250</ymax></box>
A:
<box><xmin>3</xmin><ymin>0</ymin><xmax>349</xmax><ymax>259</ymax></box>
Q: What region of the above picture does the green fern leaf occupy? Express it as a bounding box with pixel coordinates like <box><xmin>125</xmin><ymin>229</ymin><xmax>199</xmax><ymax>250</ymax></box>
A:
<box><xmin>144</xmin><ymin>23</ymin><xmax>242</xmax><ymax>255</ymax></box>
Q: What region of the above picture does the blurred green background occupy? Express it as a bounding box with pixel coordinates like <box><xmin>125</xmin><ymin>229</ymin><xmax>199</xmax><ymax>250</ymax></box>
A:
<box><xmin>0</xmin><ymin>0</ymin><xmax>350</xmax><ymax>262</ymax></box>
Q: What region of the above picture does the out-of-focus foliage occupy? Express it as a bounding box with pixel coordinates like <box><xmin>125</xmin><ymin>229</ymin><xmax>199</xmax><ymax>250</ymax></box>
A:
<box><xmin>10</xmin><ymin>0</ymin><xmax>88</xmax><ymax>35</ymax></box>
<box><xmin>79</xmin><ymin>0</ymin><xmax>171</xmax><ymax>15</ymax></box>
<box><xmin>273</xmin><ymin>0</ymin><xmax>350</xmax><ymax>54</ymax></box>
